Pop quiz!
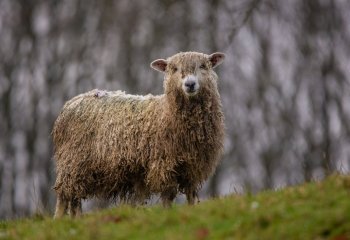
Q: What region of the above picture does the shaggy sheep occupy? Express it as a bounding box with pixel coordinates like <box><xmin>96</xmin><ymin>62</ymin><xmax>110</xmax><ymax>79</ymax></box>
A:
<box><xmin>52</xmin><ymin>51</ymin><xmax>225</xmax><ymax>218</ymax></box>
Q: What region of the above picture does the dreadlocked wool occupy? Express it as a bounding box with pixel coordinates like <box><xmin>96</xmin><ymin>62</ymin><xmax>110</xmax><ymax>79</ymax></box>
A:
<box><xmin>52</xmin><ymin>51</ymin><xmax>225</xmax><ymax>218</ymax></box>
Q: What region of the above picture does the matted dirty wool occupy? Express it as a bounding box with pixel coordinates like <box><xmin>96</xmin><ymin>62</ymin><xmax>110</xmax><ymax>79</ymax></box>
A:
<box><xmin>52</xmin><ymin>52</ymin><xmax>225</xmax><ymax>204</ymax></box>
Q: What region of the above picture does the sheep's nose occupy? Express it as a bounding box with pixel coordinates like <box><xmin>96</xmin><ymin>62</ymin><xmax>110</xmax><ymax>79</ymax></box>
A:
<box><xmin>185</xmin><ymin>80</ymin><xmax>196</xmax><ymax>90</ymax></box>
<box><xmin>183</xmin><ymin>75</ymin><xmax>199</xmax><ymax>95</ymax></box>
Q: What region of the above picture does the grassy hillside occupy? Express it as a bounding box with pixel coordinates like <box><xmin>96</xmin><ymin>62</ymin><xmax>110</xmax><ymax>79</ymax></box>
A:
<box><xmin>1</xmin><ymin>175</ymin><xmax>350</xmax><ymax>240</ymax></box>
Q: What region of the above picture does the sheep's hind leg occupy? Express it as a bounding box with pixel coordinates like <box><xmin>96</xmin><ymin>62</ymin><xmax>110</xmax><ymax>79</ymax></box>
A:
<box><xmin>161</xmin><ymin>188</ymin><xmax>177</xmax><ymax>208</ymax></box>
<box><xmin>69</xmin><ymin>198</ymin><xmax>82</xmax><ymax>218</ymax></box>
<box><xmin>54</xmin><ymin>194</ymin><xmax>68</xmax><ymax>219</ymax></box>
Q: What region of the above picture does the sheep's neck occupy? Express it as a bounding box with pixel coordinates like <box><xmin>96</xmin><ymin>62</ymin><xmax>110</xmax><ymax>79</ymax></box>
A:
<box><xmin>159</xmin><ymin>88</ymin><xmax>224</xmax><ymax>166</ymax></box>
<box><xmin>163</xmin><ymin>88</ymin><xmax>222</xmax><ymax>124</ymax></box>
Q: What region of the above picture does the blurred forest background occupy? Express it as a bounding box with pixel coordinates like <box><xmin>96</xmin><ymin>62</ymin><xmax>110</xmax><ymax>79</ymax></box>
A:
<box><xmin>1</xmin><ymin>0</ymin><xmax>350</xmax><ymax>219</ymax></box>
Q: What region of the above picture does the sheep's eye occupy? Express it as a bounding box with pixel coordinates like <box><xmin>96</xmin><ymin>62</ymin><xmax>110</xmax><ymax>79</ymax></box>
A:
<box><xmin>200</xmin><ymin>64</ymin><xmax>207</xmax><ymax>70</ymax></box>
<box><xmin>172</xmin><ymin>66</ymin><xmax>178</xmax><ymax>73</ymax></box>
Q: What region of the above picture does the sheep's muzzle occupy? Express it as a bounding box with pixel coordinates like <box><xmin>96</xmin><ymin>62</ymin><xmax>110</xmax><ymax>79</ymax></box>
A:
<box><xmin>183</xmin><ymin>75</ymin><xmax>199</xmax><ymax>96</ymax></box>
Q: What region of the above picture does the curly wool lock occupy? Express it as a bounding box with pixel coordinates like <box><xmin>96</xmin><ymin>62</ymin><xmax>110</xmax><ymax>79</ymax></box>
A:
<box><xmin>52</xmin><ymin>51</ymin><xmax>225</xmax><ymax>218</ymax></box>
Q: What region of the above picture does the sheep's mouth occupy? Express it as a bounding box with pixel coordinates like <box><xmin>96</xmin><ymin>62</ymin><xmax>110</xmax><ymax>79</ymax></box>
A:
<box><xmin>184</xmin><ymin>88</ymin><xmax>198</xmax><ymax>96</ymax></box>
<box><xmin>183</xmin><ymin>84</ymin><xmax>199</xmax><ymax>96</ymax></box>
<box><xmin>186</xmin><ymin>88</ymin><xmax>196</xmax><ymax>93</ymax></box>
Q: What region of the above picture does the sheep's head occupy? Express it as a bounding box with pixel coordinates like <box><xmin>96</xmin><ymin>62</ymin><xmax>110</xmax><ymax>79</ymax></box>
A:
<box><xmin>151</xmin><ymin>52</ymin><xmax>225</xmax><ymax>97</ymax></box>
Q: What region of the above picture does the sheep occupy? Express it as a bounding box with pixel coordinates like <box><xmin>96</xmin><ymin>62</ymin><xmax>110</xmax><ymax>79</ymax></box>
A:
<box><xmin>52</xmin><ymin>51</ymin><xmax>225</xmax><ymax>218</ymax></box>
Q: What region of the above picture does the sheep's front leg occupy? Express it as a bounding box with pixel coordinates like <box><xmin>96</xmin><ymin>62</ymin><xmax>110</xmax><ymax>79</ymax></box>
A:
<box><xmin>185</xmin><ymin>188</ymin><xmax>198</xmax><ymax>205</ymax></box>
<box><xmin>54</xmin><ymin>194</ymin><xmax>68</xmax><ymax>219</ymax></box>
<box><xmin>161</xmin><ymin>188</ymin><xmax>177</xmax><ymax>208</ymax></box>
<box><xmin>69</xmin><ymin>198</ymin><xmax>82</xmax><ymax>218</ymax></box>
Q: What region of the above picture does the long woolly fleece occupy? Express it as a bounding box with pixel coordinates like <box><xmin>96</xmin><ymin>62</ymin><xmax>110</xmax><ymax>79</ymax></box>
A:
<box><xmin>52</xmin><ymin>52</ymin><xmax>225</xmax><ymax>204</ymax></box>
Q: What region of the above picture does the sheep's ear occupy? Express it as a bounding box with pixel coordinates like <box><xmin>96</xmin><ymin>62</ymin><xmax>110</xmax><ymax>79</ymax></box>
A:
<box><xmin>209</xmin><ymin>52</ymin><xmax>225</xmax><ymax>68</ymax></box>
<box><xmin>151</xmin><ymin>59</ymin><xmax>168</xmax><ymax>73</ymax></box>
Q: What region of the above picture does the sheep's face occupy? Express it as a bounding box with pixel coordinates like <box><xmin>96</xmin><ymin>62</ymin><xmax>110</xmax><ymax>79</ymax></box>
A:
<box><xmin>151</xmin><ymin>52</ymin><xmax>225</xmax><ymax>97</ymax></box>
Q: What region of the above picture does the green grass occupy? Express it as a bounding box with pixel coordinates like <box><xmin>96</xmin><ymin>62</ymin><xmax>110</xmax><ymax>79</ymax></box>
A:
<box><xmin>1</xmin><ymin>175</ymin><xmax>350</xmax><ymax>240</ymax></box>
